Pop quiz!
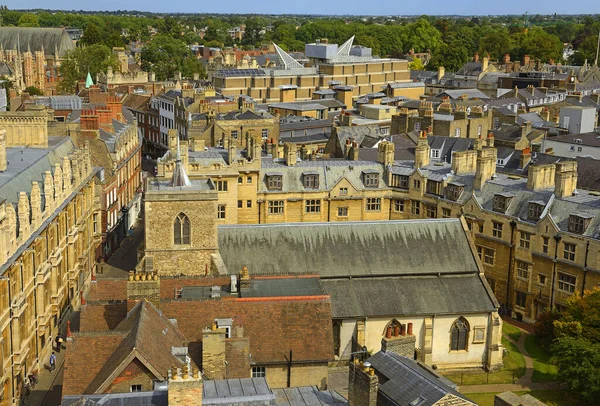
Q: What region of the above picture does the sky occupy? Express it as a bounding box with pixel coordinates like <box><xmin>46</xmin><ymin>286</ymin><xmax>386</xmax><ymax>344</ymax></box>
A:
<box><xmin>8</xmin><ymin>0</ymin><xmax>600</xmax><ymax>16</ymax></box>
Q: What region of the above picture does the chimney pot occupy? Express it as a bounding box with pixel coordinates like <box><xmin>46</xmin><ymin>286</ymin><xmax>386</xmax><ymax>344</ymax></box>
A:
<box><xmin>386</xmin><ymin>326</ymin><xmax>392</xmax><ymax>339</ymax></box>
<box><xmin>407</xmin><ymin>323</ymin><xmax>413</xmax><ymax>335</ymax></box>
<box><xmin>400</xmin><ymin>324</ymin><xmax>406</xmax><ymax>336</ymax></box>
<box><xmin>393</xmin><ymin>324</ymin><xmax>400</xmax><ymax>337</ymax></box>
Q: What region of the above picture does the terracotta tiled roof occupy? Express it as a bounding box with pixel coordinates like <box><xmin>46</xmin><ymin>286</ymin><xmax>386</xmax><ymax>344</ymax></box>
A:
<box><xmin>160</xmin><ymin>297</ymin><xmax>334</xmax><ymax>365</ymax></box>
<box><xmin>87</xmin><ymin>279</ymin><xmax>127</xmax><ymax>302</ymax></box>
<box><xmin>80</xmin><ymin>303</ymin><xmax>127</xmax><ymax>332</ymax></box>
<box><xmin>63</xmin><ymin>333</ymin><xmax>124</xmax><ymax>395</ymax></box>
<box><xmin>65</xmin><ymin>300</ymin><xmax>193</xmax><ymax>396</ymax></box>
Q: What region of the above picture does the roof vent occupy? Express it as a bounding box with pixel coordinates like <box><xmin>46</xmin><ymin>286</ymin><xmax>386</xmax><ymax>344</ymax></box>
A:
<box><xmin>363</xmin><ymin>361</ymin><xmax>371</xmax><ymax>368</ymax></box>
<box><xmin>575</xmin><ymin>139</ymin><xmax>582</xmax><ymax>144</ymax></box>
<box><xmin>211</xmin><ymin>286</ymin><xmax>221</xmax><ymax>298</ymax></box>
<box><xmin>230</xmin><ymin>275</ymin><xmax>238</xmax><ymax>293</ymax></box>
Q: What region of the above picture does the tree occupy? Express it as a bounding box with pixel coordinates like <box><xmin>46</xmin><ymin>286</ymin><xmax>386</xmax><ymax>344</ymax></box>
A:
<box><xmin>141</xmin><ymin>35</ymin><xmax>201</xmax><ymax>81</ymax></box>
<box><xmin>479</xmin><ymin>31</ymin><xmax>513</xmax><ymax>61</ymax></box>
<box><xmin>24</xmin><ymin>86</ymin><xmax>43</xmax><ymax>96</ymax></box>
<box><xmin>518</xmin><ymin>27</ymin><xmax>563</xmax><ymax>62</ymax></box>
<box><xmin>551</xmin><ymin>336</ymin><xmax>600</xmax><ymax>402</ymax></box>
<box><xmin>428</xmin><ymin>39</ymin><xmax>469</xmax><ymax>72</ymax></box>
<box><xmin>18</xmin><ymin>13</ymin><xmax>39</xmax><ymax>27</ymax></box>
<box><xmin>408</xmin><ymin>58</ymin><xmax>425</xmax><ymax>70</ymax></box>
<box><xmin>80</xmin><ymin>24</ymin><xmax>104</xmax><ymax>46</ymax></box>
<box><xmin>58</xmin><ymin>45</ymin><xmax>118</xmax><ymax>94</ymax></box>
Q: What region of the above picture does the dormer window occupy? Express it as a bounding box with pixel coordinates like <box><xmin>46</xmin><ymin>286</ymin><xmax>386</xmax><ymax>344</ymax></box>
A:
<box><xmin>568</xmin><ymin>214</ymin><xmax>592</xmax><ymax>234</ymax></box>
<box><xmin>431</xmin><ymin>149</ymin><xmax>440</xmax><ymax>159</ymax></box>
<box><xmin>445</xmin><ymin>183</ymin><xmax>465</xmax><ymax>201</ymax></box>
<box><xmin>266</xmin><ymin>172</ymin><xmax>282</xmax><ymax>190</ymax></box>
<box><xmin>528</xmin><ymin>202</ymin><xmax>544</xmax><ymax>220</ymax></box>
<box><xmin>426</xmin><ymin>180</ymin><xmax>442</xmax><ymax>196</ymax></box>
<box><xmin>493</xmin><ymin>193</ymin><xmax>514</xmax><ymax>213</ymax></box>
<box><xmin>363</xmin><ymin>170</ymin><xmax>379</xmax><ymax>188</ymax></box>
<box><xmin>303</xmin><ymin>173</ymin><xmax>319</xmax><ymax>189</ymax></box>
<box><xmin>391</xmin><ymin>174</ymin><xmax>409</xmax><ymax>189</ymax></box>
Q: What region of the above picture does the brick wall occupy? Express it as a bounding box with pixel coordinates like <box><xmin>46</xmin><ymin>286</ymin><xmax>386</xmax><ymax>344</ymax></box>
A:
<box><xmin>348</xmin><ymin>361</ymin><xmax>378</xmax><ymax>406</ymax></box>
<box><xmin>105</xmin><ymin>358</ymin><xmax>156</xmax><ymax>393</ymax></box>
<box><xmin>381</xmin><ymin>334</ymin><xmax>416</xmax><ymax>358</ymax></box>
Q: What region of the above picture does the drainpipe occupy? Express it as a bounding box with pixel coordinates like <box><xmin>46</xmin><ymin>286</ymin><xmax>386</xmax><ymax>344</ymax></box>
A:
<box><xmin>550</xmin><ymin>234</ymin><xmax>562</xmax><ymax>310</ymax></box>
<box><xmin>505</xmin><ymin>220</ymin><xmax>517</xmax><ymax>306</ymax></box>
<box><xmin>327</xmin><ymin>191</ymin><xmax>331</xmax><ymax>222</ymax></box>
<box><xmin>7</xmin><ymin>276</ymin><xmax>15</xmax><ymax>404</ymax></box>
<box><xmin>582</xmin><ymin>240</ymin><xmax>590</xmax><ymax>295</ymax></box>
<box><xmin>257</xmin><ymin>201</ymin><xmax>261</xmax><ymax>224</ymax></box>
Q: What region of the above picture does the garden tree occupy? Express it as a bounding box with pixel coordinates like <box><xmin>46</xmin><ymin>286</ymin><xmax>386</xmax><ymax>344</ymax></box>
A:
<box><xmin>551</xmin><ymin>337</ymin><xmax>600</xmax><ymax>402</ymax></box>
<box><xmin>427</xmin><ymin>39</ymin><xmax>469</xmax><ymax>72</ymax></box>
<box><xmin>479</xmin><ymin>31</ymin><xmax>513</xmax><ymax>61</ymax></box>
<box><xmin>17</xmin><ymin>13</ymin><xmax>39</xmax><ymax>27</ymax></box>
<box><xmin>242</xmin><ymin>17</ymin><xmax>263</xmax><ymax>46</ymax></box>
<box><xmin>559</xmin><ymin>288</ymin><xmax>600</xmax><ymax>343</ymax></box>
<box><xmin>570</xmin><ymin>34</ymin><xmax>600</xmax><ymax>65</ymax></box>
<box><xmin>408</xmin><ymin>58</ymin><xmax>425</xmax><ymax>70</ymax></box>
<box><xmin>545</xmin><ymin>21</ymin><xmax>583</xmax><ymax>43</ymax></box>
<box><xmin>141</xmin><ymin>35</ymin><xmax>203</xmax><ymax>81</ymax></box>
<box><xmin>24</xmin><ymin>86</ymin><xmax>43</xmax><ymax>96</ymax></box>
<box><xmin>58</xmin><ymin>45</ymin><xmax>118</xmax><ymax>94</ymax></box>
<box><xmin>80</xmin><ymin>23</ymin><xmax>105</xmax><ymax>46</ymax></box>
<box><xmin>402</xmin><ymin>18</ymin><xmax>443</xmax><ymax>54</ymax></box>
<box><xmin>517</xmin><ymin>27</ymin><xmax>563</xmax><ymax>62</ymax></box>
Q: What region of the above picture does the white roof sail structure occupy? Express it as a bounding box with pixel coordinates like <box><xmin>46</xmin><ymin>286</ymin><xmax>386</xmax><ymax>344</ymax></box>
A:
<box><xmin>273</xmin><ymin>43</ymin><xmax>303</xmax><ymax>70</ymax></box>
<box><xmin>336</xmin><ymin>36</ymin><xmax>355</xmax><ymax>57</ymax></box>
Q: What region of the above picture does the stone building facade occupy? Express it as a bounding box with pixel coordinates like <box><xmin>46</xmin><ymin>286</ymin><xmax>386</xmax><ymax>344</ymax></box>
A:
<box><xmin>154</xmin><ymin>127</ymin><xmax>600</xmax><ymax>324</ymax></box>
<box><xmin>0</xmin><ymin>125</ymin><xmax>100</xmax><ymax>404</ymax></box>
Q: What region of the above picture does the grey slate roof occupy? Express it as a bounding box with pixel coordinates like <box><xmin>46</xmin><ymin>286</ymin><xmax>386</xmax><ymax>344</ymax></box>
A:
<box><xmin>272</xmin><ymin>387</ymin><xmax>348</xmax><ymax>406</ymax></box>
<box><xmin>324</xmin><ymin>274</ymin><xmax>496</xmax><ymax>318</ymax></box>
<box><xmin>203</xmin><ymin>378</ymin><xmax>273</xmax><ymax>404</ymax></box>
<box><xmin>0</xmin><ymin>27</ymin><xmax>75</xmax><ymax>57</ymax></box>
<box><xmin>61</xmin><ymin>391</ymin><xmax>167</xmax><ymax>406</ymax></box>
<box><xmin>368</xmin><ymin>351</ymin><xmax>475</xmax><ymax>406</ymax></box>
<box><xmin>0</xmin><ymin>137</ymin><xmax>74</xmax><ymax>205</ymax></box>
<box><xmin>218</xmin><ymin>219</ymin><xmax>481</xmax><ymax>278</ymax></box>
<box><xmin>259</xmin><ymin>159</ymin><xmax>386</xmax><ymax>193</ymax></box>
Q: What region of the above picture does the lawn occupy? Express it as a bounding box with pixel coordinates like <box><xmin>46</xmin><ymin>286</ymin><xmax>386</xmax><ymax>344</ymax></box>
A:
<box><xmin>466</xmin><ymin>390</ymin><xmax>585</xmax><ymax>406</ymax></box>
<box><xmin>502</xmin><ymin>322</ymin><xmax>522</xmax><ymax>342</ymax></box>
<box><xmin>524</xmin><ymin>335</ymin><xmax>559</xmax><ymax>382</ymax></box>
<box><xmin>442</xmin><ymin>336</ymin><xmax>525</xmax><ymax>385</ymax></box>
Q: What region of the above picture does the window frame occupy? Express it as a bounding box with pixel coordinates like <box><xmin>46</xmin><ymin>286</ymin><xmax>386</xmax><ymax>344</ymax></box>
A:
<box><xmin>266</xmin><ymin>175</ymin><xmax>282</xmax><ymax>191</ymax></box>
<box><xmin>450</xmin><ymin>317</ymin><xmax>469</xmax><ymax>352</ymax></box>
<box><xmin>563</xmin><ymin>242</ymin><xmax>576</xmax><ymax>261</ymax></box>
<box><xmin>366</xmin><ymin>198</ymin><xmax>381</xmax><ymax>212</ymax></box>
<box><xmin>174</xmin><ymin>213</ymin><xmax>191</xmax><ymax>245</ymax></box>
<box><xmin>516</xmin><ymin>260</ymin><xmax>529</xmax><ymax>281</ymax></box>
<box><xmin>492</xmin><ymin>222</ymin><xmax>503</xmax><ymax>239</ymax></box>
<box><xmin>217</xmin><ymin>205</ymin><xmax>226</xmax><ymax>219</ymax></box>
<box><xmin>267</xmin><ymin>200</ymin><xmax>284</xmax><ymax>215</ymax></box>
<box><xmin>364</xmin><ymin>173</ymin><xmax>380</xmax><ymax>188</ymax></box>
<box><xmin>251</xmin><ymin>366</ymin><xmax>266</xmax><ymax>378</ymax></box>
<box><xmin>337</xmin><ymin>207</ymin><xmax>349</xmax><ymax>217</ymax></box>
<box><xmin>305</xmin><ymin>199</ymin><xmax>321</xmax><ymax>213</ymax></box>
<box><xmin>519</xmin><ymin>231</ymin><xmax>531</xmax><ymax>249</ymax></box>
<box><xmin>557</xmin><ymin>272</ymin><xmax>576</xmax><ymax>293</ymax></box>
<box><xmin>515</xmin><ymin>290</ymin><xmax>527</xmax><ymax>308</ymax></box>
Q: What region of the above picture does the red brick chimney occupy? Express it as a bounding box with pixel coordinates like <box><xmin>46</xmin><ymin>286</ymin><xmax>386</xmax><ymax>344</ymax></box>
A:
<box><xmin>80</xmin><ymin>109</ymin><xmax>99</xmax><ymax>131</ymax></box>
<box><xmin>97</xmin><ymin>108</ymin><xmax>112</xmax><ymax>128</ymax></box>
<box><xmin>503</xmin><ymin>53</ymin><xmax>511</xmax><ymax>64</ymax></box>
<box><xmin>474</xmin><ymin>52</ymin><xmax>479</xmax><ymax>62</ymax></box>
<box><xmin>106</xmin><ymin>95</ymin><xmax>123</xmax><ymax>122</ymax></box>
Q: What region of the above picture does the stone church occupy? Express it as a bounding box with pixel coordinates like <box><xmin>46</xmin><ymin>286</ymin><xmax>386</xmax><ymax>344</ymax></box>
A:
<box><xmin>141</xmin><ymin>149</ymin><xmax>504</xmax><ymax>372</ymax></box>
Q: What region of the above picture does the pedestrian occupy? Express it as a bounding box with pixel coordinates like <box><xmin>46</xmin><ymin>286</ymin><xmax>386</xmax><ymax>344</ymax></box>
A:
<box><xmin>57</xmin><ymin>335</ymin><xmax>64</xmax><ymax>352</ymax></box>
<box><xmin>49</xmin><ymin>352</ymin><xmax>56</xmax><ymax>374</ymax></box>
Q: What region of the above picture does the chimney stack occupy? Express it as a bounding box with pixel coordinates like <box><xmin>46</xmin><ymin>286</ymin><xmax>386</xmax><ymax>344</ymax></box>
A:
<box><xmin>168</xmin><ymin>365</ymin><xmax>203</xmax><ymax>406</ymax></box>
<box><xmin>283</xmin><ymin>142</ymin><xmax>297</xmax><ymax>166</ymax></box>
<box><xmin>482</xmin><ymin>56</ymin><xmax>489</xmax><ymax>72</ymax></box>
<box><xmin>519</xmin><ymin>147</ymin><xmax>531</xmax><ymax>169</ymax></box>
<box><xmin>521</xmin><ymin>121</ymin><xmax>532</xmax><ymax>138</ymax></box>
<box><xmin>474</xmin><ymin>148</ymin><xmax>497</xmax><ymax>190</ymax></box>
<box><xmin>414</xmin><ymin>131</ymin><xmax>430</xmax><ymax>169</ymax></box>
<box><xmin>503</xmin><ymin>54</ymin><xmax>511</xmax><ymax>64</ymax></box>
<box><xmin>523</xmin><ymin>54</ymin><xmax>530</xmax><ymax>67</ymax></box>
<box><xmin>527</xmin><ymin>164</ymin><xmax>556</xmax><ymax>191</ymax></box>
<box><xmin>474</xmin><ymin>53</ymin><xmax>479</xmax><ymax>62</ymax></box>
<box><xmin>348</xmin><ymin>359</ymin><xmax>378</xmax><ymax>406</ymax></box>
<box><xmin>348</xmin><ymin>141</ymin><xmax>359</xmax><ymax>161</ymax></box>
<box><xmin>555</xmin><ymin>161</ymin><xmax>578</xmax><ymax>198</ymax></box>
<box><xmin>437</xmin><ymin>66</ymin><xmax>445</xmax><ymax>81</ymax></box>
<box><xmin>377</xmin><ymin>140</ymin><xmax>395</xmax><ymax>168</ymax></box>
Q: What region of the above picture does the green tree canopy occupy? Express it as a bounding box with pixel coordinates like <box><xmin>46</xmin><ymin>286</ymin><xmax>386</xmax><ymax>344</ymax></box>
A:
<box><xmin>58</xmin><ymin>45</ymin><xmax>118</xmax><ymax>94</ymax></box>
<box><xmin>17</xmin><ymin>13</ymin><xmax>39</xmax><ymax>27</ymax></box>
<box><xmin>24</xmin><ymin>86</ymin><xmax>43</xmax><ymax>96</ymax></box>
<box><xmin>479</xmin><ymin>31</ymin><xmax>513</xmax><ymax>61</ymax></box>
<box><xmin>141</xmin><ymin>35</ymin><xmax>204</xmax><ymax>81</ymax></box>
<box><xmin>551</xmin><ymin>336</ymin><xmax>600</xmax><ymax>402</ymax></box>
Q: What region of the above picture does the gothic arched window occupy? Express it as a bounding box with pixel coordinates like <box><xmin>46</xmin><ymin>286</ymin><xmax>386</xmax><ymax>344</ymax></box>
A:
<box><xmin>450</xmin><ymin>317</ymin><xmax>469</xmax><ymax>351</ymax></box>
<box><xmin>174</xmin><ymin>213</ymin><xmax>190</xmax><ymax>245</ymax></box>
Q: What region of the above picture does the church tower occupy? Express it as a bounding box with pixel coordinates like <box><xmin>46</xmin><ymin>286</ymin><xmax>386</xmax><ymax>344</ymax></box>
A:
<box><xmin>143</xmin><ymin>138</ymin><xmax>219</xmax><ymax>277</ymax></box>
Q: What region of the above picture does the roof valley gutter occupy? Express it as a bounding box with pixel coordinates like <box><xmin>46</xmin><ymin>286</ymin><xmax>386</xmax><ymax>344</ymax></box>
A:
<box><xmin>320</xmin><ymin>271</ymin><xmax>481</xmax><ymax>280</ymax></box>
